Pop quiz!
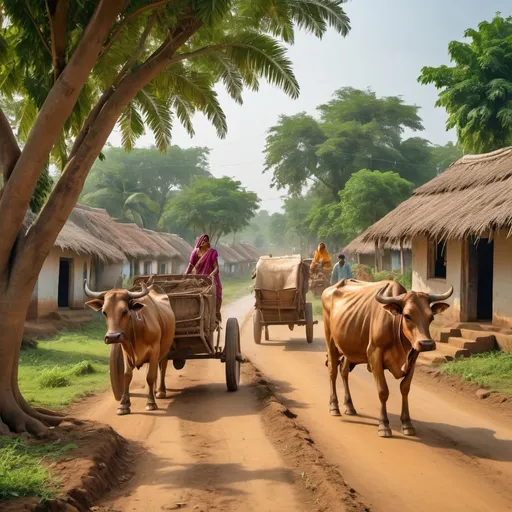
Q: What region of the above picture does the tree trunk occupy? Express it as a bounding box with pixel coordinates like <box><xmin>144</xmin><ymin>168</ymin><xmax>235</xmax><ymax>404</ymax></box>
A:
<box><xmin>0</xmin><ymin>284</ymin><xmax>65</xmax><ymax>436</ymax></box>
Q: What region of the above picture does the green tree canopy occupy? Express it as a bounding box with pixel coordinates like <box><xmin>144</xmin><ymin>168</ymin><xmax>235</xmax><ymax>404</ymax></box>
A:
<box><xmin>80</xmin><ymin>146</ymin><xmax>210</xmax><ymax>227</ymax></box>
<box><xmin>161</xmin><ymin>176</ymin><xmax>260</xmax><ymax>243</ymax></box>
<box><xmin>0</xmin><ymin>0</ymin><xmax>351</xmax><ymax>436</ymax></box>
<box><xmin>264</xmin><ymin>87</ymin><xmax>434</xmax><ymax>200</ymax></box>
<box><xmin>419</xmin><ymin>13</ymin><xmax>512</xmax><ymax>154</ymax></box>
<box><xmin>338</xmin><ymin>169</ymin><xmax>412</xmax><ymax>240</ymax></box>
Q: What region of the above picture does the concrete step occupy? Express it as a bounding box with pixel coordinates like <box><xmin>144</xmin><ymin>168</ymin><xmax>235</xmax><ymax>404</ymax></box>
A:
<box><xmin>459</xmin><ymin>329</ymin><xmax>497</xmax><ymax>350</ymax></box>
<box><xmin>430</xmin><ymin>325</ymin><xmax>461</xmax><ymax>343</ymax></box>
<box><xmin>417</xmin><ymin>343</ymin><xmax>470</xmax><ymax>366</ymax></box>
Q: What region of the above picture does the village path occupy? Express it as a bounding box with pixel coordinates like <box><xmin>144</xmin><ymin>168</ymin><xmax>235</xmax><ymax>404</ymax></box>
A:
<box><xmin>75</xmin><ymin>295</ymin><xmax>512</xmax><ymax>512</ymax></box>
<box><xmin>244</xmin><ymin>321</ymin><xmax>512</xmax><ymax>512</ymax></box>
<box><xmin>76</xmin><ymin>296</ymin><xmax>305</xmax><ymax>512</ymax></box>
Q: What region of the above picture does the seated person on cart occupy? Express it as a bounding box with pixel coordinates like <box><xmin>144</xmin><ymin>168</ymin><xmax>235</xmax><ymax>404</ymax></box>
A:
<box><xmin>185</xmin><ymin>234</ymin><xmax>222</xmax><ymax>322</ymax></box>
<box><xmin>310</xmin><ymin>242</ymin><xmax>333</xmax><ymax>274</ymax></box>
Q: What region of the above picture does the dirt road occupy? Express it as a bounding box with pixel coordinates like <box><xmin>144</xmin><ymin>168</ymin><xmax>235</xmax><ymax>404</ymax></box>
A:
<box><xmin>75</xmin><ymin>296</ymin><xmax>512</xmax><ymax>512</ymax></box>
<box><xmin>244</xmin><ymin>321</ymin><xmax>512</xmax><ymax>512</ymax></box>
<box><xmin>76</xmin><ymin>297</ymin><xmax>324</xmax><ymax>512</ymax></box>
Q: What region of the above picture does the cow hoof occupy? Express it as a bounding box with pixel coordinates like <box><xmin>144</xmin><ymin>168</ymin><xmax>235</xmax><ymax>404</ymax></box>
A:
<box><xmin>156</xmin><ymin>391</ymin><xmax>166</xmax><ymax>399</ymax></box>
<box><xmin>116</xmin><ymin>407</ymin><xmax>130</xmax><ymax>416</ymax></box>
<box><xmin>402</xmin><ymin>425</ymin><xmax>416</xmax><ymax>436</ymax></box>
<box><xmin>146</xmin><ymin>403</ymin><xmax>158</xmax><ymax>411</ymax></box>
<box><xmin>378</xmin><ymin>427</ymin><xmax>392</xmax><ymax>438</ymax></box>
<box><xmin>329</xmin><ymin>408</ymin><xmax>342</xmax><ymax>417</ymax></box>
<box><xmin>345</xmin><ymin>407</ymin><xmax>357</xmax><ymax>416</ymax></box>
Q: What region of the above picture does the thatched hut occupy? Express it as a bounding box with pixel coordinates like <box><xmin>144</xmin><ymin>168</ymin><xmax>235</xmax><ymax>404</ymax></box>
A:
<box><xmin>24</xmin><ymin>210</ymin><xmax>124</xmax><ymax>320</ymax></box>
<box><xmin>360</xmin><ymin>146</ymin><xmax>512</xmax><ymax>330</ymax></box>
<box><xmin>343</xmin><ymin>235</ymin><xmax>412</xmax><ymax>272</ymax></box>
<box><xmin>143</xmin><ymin>229</ymin><xmax>182</xmax><ymax>274</ymax></box>
<box><xmin>218</xmin><ymin>243</ymin><xmax>246</xmax><ymax>275</ymax></box>
<box><xmin>157</xmin><ymin>233</ymin><xmax>193</xmax><ymax>273</ymax></box>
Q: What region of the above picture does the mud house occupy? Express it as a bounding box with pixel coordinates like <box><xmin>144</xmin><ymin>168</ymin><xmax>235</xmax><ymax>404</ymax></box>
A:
<box><xmin>26</xmin><ymin>211</ymin><xmax>124</xmax><ymax>320</ymax></box>
<box><xmin>157</xmin><ymin>232</ymin><xmax>193</xmax><ymax>273</ymax></box>
<box><xmin>343</xmin><ymin>234</ymin><xmax>412</xmax><ymax>272</ymax></box>
<box><xmin>217</xmin><ymin>243</ymin><xmax>246</xmax><ymax>275</ymax></box>
<box><xmin>361</xmin><ymin>147</ymin><xmax>512</xmax><ymax>352</ymax></box>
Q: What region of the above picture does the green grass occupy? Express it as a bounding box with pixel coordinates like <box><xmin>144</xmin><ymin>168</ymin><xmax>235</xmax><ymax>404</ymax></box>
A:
<box><xmin>307</xmin><ymin>292</ymin><xmax>323</xmax><ymax>318</ymax></box>
<box><xmin>0</xmin><ymin>437</ymin><xmax>76</xmax><ymax>502</ymax></box>
<box><xmin>19</xmin><ymin>318</ymin><xmax>110</xmax><ymax>408</ymax></box>
<box><xmin>222</xmin><ymin>275</ymin><xmax>254</xmax><ymax>305</ymax></box>
<box><xmin>441</xmin><ymin>351</ymin><xmax>512</xmax><ymax>395</ymax></box>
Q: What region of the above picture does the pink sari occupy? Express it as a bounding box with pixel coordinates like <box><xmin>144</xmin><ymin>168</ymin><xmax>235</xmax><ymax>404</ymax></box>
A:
<box><xmin>186</xmin><ymin>234</ymin><xmax>222</xmax><ymax>312</ymax></box>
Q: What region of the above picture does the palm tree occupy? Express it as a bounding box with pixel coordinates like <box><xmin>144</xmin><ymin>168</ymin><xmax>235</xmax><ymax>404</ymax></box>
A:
<box><xmin>0</xmin><ymin>0</ymin><xmax>351</xmax><ymax>436</ymax></box>
<box><xmin>419</xmin><ymin>14</ymin><xmax>512</xmax><ymax>154</ymax></box>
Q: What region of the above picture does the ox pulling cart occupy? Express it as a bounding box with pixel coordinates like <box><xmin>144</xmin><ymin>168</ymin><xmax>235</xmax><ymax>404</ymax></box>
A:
<box><xmin>252</xmin><ymin>255</ymin><xmax>317</xmax><ymax>344</ymax></box>
<box><xmin>109</xmin><ymin>274</ymin><xmax>242</xmax><ymax>399</ymax></box>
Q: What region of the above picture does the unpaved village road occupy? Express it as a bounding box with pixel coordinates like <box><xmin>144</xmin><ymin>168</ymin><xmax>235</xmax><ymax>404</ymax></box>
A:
<box><xmin>77</xmin><ymin>296</ymin><xmax>512</xmax><ymax>512</ymax></box>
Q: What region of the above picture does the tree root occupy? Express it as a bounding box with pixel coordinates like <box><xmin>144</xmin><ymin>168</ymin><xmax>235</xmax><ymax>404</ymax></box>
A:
<box><xmin>0</xmin><ymin>400</ymin><xmax>49</xmax><ymax>437</ymax></box>
<box><xmin>35</xmin><ymin>407</ymin><xmax>65</xmax><ymax>417</ymax></box>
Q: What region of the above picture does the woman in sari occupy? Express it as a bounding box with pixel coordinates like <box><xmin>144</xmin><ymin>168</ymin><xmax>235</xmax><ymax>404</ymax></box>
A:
<box><xmin>185</xmin><ymin>234</ymin><xmax>222</xmax><ymax>321</ymax></box>
<box><xmin>310</xmin><ymin>242</ymin><xmax>332</xmax><ymax>272</ymax></box>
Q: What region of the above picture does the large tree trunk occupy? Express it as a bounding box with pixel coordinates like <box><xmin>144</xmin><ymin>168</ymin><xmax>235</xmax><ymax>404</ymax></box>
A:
<box><xmin>0</xmin><ymin>279</ymin><xmax>64</xmax><ymax>436</ymax></box>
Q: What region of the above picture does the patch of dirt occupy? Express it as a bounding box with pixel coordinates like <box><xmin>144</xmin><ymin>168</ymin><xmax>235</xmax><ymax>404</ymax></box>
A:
<box><xmin>248</xmin><ymin>363</ymin><xmax>370</xmax><ymax>512</ymax></box>
<box><xmin>417</xmin><ymin>365</ymin><xmax>512</xmax><ymax>420</ymax></box>
<box><xmin>0</xmin><ymin>422</ymin><xmax>131</xmax><ymax>512</ymax></box>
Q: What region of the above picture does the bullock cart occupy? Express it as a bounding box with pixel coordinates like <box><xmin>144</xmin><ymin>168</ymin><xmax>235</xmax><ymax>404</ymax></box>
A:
<box><xmin>253</xmin><ymin>255</ymin><xmax>317</xmax><ymax>344</ymax></box>
<box><xmin>109</xmin><ymin>274</ymin><xmax>241</xmax><ymax>400</ymax></box>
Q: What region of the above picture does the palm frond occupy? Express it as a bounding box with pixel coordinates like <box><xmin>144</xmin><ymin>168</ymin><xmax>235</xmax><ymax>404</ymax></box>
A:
<box><xmin>135</xmin><ymin>88</ymin><xmax>173</xmax><ymax>152</ymax></box>
<box><xmin>118</xmin><ymin>101</ymin><xmax>145</xmax><ymax>151</ymax></box>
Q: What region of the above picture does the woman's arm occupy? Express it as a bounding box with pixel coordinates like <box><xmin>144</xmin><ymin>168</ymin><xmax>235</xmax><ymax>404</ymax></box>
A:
<box><xmin>210</xmin><ymin>260</ymin><xmax>219</xmax><ymax>277</ymax></box>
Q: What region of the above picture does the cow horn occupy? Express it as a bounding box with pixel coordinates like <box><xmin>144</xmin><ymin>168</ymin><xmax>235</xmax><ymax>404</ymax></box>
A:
<box><xmin>375</xmin><ymin>285</ymin><xmax>404</xmax><ymax>306</ymax></box>
<box><xmin>84</xmin><ymin>280</ymin><xmax>106</xmax><ymax>299</ymax></box>
<box><xmin>428</xmin><ymin>286</ymin><xmax>453</xmax><ymax>303</ymax></box>
<box><xmin>127</xmin><ymin>282</ymin><xmax>149</xmax><ymax>300</ymax></box>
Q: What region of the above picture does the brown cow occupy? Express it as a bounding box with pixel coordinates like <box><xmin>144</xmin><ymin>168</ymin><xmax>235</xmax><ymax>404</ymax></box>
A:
<box><xmin>84</xmin><ymin>281</ymin><xmax>175</xmax><ymax>415</ymax></box>
<box><xmin>322</xmin><ymin>279</ymin><xmax>452</xmax><ymax>437</ymax></box>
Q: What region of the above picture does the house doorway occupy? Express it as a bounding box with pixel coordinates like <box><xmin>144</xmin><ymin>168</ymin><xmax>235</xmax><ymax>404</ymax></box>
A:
<box><xmin>465</xmin><ymin>239</ymin><xmax>494</xmax><ymax>322</ymax></box>
<box><xmin>58</xmin><ymin>258</ymin><xmax>73</xmax><ymax>308</ymax></box>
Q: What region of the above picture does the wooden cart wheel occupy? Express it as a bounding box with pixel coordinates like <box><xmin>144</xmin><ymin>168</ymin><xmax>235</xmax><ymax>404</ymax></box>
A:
<box><xmin>305</xmin><ymin>302</ymin><xmax>314</xmax><ymax>344</ymax></box>
<box><xmin>264</xmin><ymin>326</ymin><xmax>270</xmax><ymax>341</ymax></box>
<box><xmin>109</xmin><ymin>344</ymin><xmax>124</xmax><ymax>401</ymax></box>
<box><xmin>225</xmin><ymin>318</ymin><xmax>241</xmax><ymax>392</ymax></box>
<box><xmin>253</xmin><ymin>309</ymin><xmax>263</xmax><ymax>344</ymax></box>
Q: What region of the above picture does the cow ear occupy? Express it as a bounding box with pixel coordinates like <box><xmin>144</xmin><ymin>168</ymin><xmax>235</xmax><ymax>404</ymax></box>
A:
<box><xmin>431</xmin><ymin>302</ymin><xmax>450</xmax><ymax>316</ymax></box>
<box><xmin>85</xmin><ymin>299</ymin><xmax>103</xmax><ymax>312</ymax></box>
<box><xmin>383</xmin><ymin>303</ymin><xmax>402</xmax><ymax>316</ymax></box>
<box><xmin>131</xmin><ymin>302</ymin><xmax>146</xmax><ymax>312</ymax></box>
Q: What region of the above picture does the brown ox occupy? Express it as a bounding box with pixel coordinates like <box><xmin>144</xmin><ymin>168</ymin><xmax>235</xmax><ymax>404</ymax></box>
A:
<box><xmin>322</xmin><ymin>279</ymin><xmax>452</xmax><ymax>437</ymax></box>
<box><xmin>84</xmin><ymin>281</ymin><xmax>175</xmax><ymax>415</ymax></box>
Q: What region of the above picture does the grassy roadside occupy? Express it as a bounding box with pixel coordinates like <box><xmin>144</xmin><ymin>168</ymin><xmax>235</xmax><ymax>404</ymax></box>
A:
<box><xmin>19</xmin><ymin>318</ymin><xmax>110</xmax><ymax>408</ymax></box>
<box><xmin>0</xmin><ymin>437</ymin><xmax>76</xmax><ymax>503</ymax></box>
<box><xmin>441</xmin><ymin>351</ymin><xmax>512</xmax><ymax>395</ymax></box>
<box><xmin>222</xmin><ymin>275</ymin><xmax>254</xmax><ymax>304</ymax></box>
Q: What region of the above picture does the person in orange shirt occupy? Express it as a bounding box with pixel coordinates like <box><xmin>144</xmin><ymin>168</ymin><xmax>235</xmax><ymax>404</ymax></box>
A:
<box><xmin>310</xmin><ymin>242</ymin><xmax>332</xmax><ymax>273</ymax></box>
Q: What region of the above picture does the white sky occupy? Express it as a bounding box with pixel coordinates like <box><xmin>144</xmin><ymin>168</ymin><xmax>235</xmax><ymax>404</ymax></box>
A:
<box><xmin>108</xmin><ymin>0</ymin><xmax>511</xmax><ymax>213</ymax></box>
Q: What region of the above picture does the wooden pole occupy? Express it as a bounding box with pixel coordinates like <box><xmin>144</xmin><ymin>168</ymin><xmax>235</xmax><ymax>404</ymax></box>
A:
<box><xmin>374</xmin><ymin>241</ymin><xmax>378</xmax><ymax>270</ymax></box>
<box><xmin>400</xmin><ymin>239</ymin><xmax>405</xmax><ymax>275</ymax></box>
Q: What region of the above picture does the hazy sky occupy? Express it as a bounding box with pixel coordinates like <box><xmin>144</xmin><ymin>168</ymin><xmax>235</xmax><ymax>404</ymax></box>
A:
<box><xmin>109</xmin><ymin>0</ymin><xmax>510</xmax><ymax>213</ymax></box>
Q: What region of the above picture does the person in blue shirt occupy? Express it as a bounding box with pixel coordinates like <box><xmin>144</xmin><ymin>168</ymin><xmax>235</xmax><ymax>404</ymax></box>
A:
<box><xmin>330</xmin><ymin>253</ymin><xmax>352</xmax><ymax>285</ymax></box>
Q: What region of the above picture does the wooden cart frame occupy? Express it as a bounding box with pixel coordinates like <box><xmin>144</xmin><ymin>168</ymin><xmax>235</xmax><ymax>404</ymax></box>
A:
<box><xmin>253</xmin><ymin>259</ymin><xmax>317</xmax><ymax>345</ymax></box>
<box><xmin>109</xmin><ymin>274</ymin><xmax>242</xmax><ymax>400</ymax></box>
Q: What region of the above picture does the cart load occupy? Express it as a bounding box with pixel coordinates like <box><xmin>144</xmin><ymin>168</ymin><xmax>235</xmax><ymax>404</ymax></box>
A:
<box><xmin>132</xmin><ymin>274</ymin><xmax>241</xmax><ymax>392</ymax></box>
<box><xmin>253</xmin><ymin>255</ymin><xmax>316</xmax><ymax>344</ymax></box>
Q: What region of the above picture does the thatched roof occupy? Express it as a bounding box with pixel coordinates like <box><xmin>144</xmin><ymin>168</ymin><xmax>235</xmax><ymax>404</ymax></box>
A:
<box><xmin>115</xmin><ymin>223</ymin><xmax>170</xmax><ymax>259</ymax></box>
<box><xmin>158</xmin><ymin>233</ymin><xmax>193</xmax><ymax>261</ymax></box>
<box><xmin>239</xmin><ymin>242</ymin><xmax>261</xmax><ymax>261</ymax></box>
<box><xmin>361</xmin><ymin>146</ymin><xmax>512</xmax><ymax>243</ymax></box>
<box><xmin>343</xmin><ymin>234</ymin><xmax>411</xmax><ymax>255</ymax></box>
<box><xmin>143</xmin><ymin>230</ymin><xmax>181</xmax><ymax>259</ymax></box>
<box><xmin>24</xmin><ymin>209</ymin><xmax>124</xmax><ymax>263</ymax></box>
<box><xmin>70</xmin><ymin>205</ymin><xmax>151</xmax><ymax>259</ymax></box>
<box><xmin>232</xmin><ymin>242</ymin><xmax>256</xmax><ymax>262</ymax></box>
<box><xmin>218</xmin><ymin>243</ymin><xmax>245</xmax><ymax>264</ymax></box>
